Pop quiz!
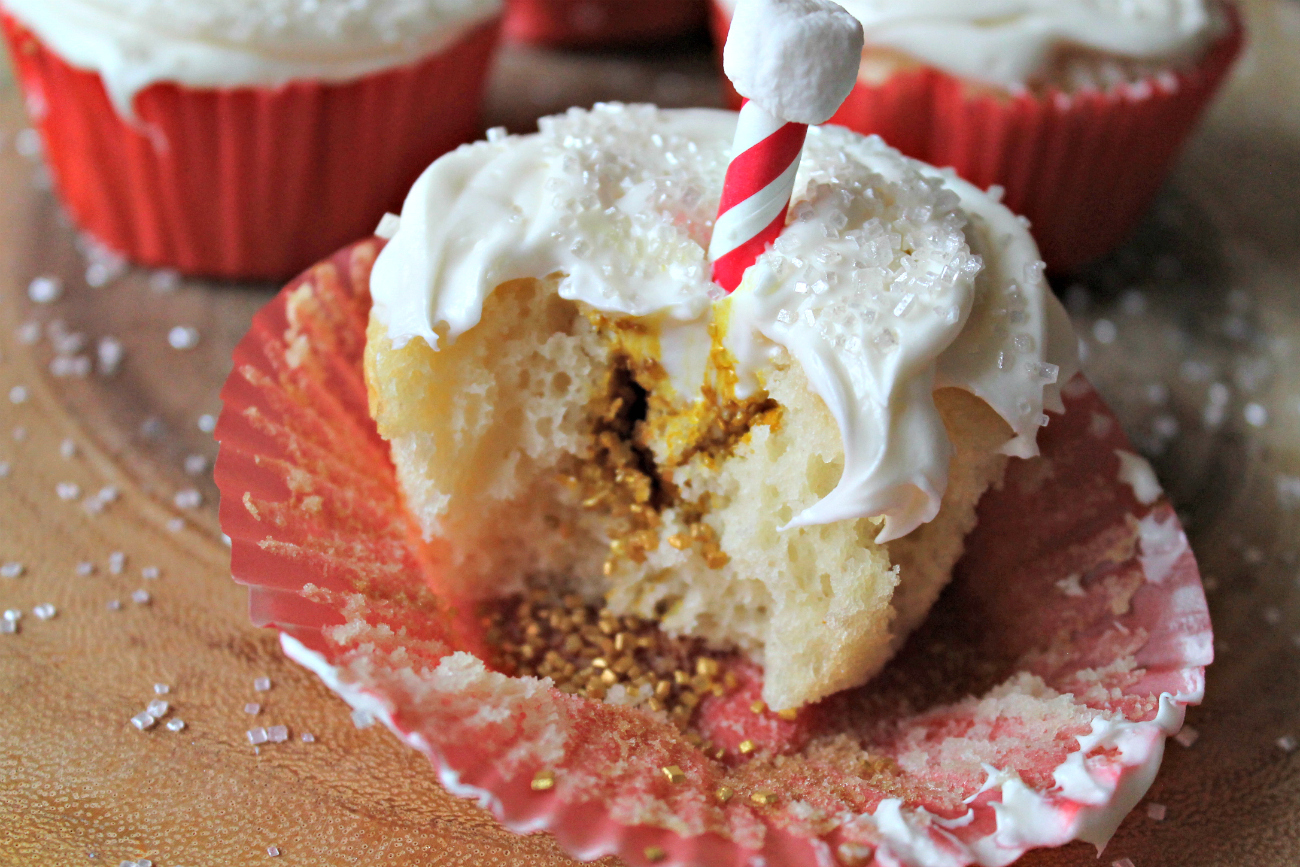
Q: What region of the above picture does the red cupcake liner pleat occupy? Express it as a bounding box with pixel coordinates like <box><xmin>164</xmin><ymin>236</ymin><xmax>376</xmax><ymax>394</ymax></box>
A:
<box><xmin>0</xmin><ymin>13</ymin><xmax>501</xmax><ymax>280</ymax></box>
<box><xmin>709</xmin><ymin>2</ymin><xmax>1243</xmax><ymax>271</ymax></box>
<box><xmin>215</xmin><ymin>241</ymin><xmax>1213</xmax><ymax>867</ymax></box>
<box><xmin>504</xmin><ymin>0</ymin><xmax>706</xmax><ymax>47</ymax></box>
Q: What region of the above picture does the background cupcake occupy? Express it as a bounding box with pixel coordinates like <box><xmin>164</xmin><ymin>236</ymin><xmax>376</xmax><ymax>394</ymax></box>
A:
<box><xmin>0</xmin><ymin>0</ymin><xmax>503</xmax><ymax>280</ymax></box>
<box><xmin>710</xmin><ymin>0</ymin><xmax>1244</xmax><ymax>271</ymax></box>
<box><xmin>504</xmin><ymin>0</ymin><xmax>706</xmax><ymax>48</ymax></box>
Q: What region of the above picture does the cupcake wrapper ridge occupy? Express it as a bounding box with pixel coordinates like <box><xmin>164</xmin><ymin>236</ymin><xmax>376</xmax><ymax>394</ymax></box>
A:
<box><xmin>1</xmin><ymin>13</ymin><xmax>502</xmax><ymax>280</ymax></box>
<box><xmin>710</xmin><ymin>2</ymin><xmax>1244</xmax><ymax>272</ymax></box>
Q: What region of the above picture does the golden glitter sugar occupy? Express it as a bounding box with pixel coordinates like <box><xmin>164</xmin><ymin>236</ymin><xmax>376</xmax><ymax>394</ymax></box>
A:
<box><xmin>738</xmin><ymin>739</ymin><xmax>757</xmax><ymax>755</ymax></box>
<box><xmin>482</xmin><ymin>581</ymin><xmax>733</xmax><ymax>732</ymax></box>
<box><xmin>644</xmin><ymin>845</ymin><xmax>667</xmax><ymax>863</ymax></box>
<box><xmin>715</xmin><ymin>785</ymin><xmax>735</xmax><ymax>804</ymax></box>
<box><xmin>531</xmin><ymin>770</ymin><xmax>556</xmax><ymax>792</ymax></box>
<box><xmin>661</xmin><ymin>765</ymin><xmax>686</xmax><ymax>784</ymax></box>
<box><xmin>749</xmin><ymin>791</ymin><xmax>778</xmax><ymax>807</ymax></box>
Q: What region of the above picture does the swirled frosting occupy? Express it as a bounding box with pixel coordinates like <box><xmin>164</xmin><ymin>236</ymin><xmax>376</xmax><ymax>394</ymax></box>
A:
<box><xmin>3</xmin><ymin>0</ymin><xmax>501</xmax><ymax>117</ymax></box>
<box><xmin>717</xmin><ymin>0</ymin><xmax>1224</xmax><ymax>89</ymax></box>
<box><xmin>370</xmin><ymin>104</ymin><xmax>1077</xmax><ymax>542</ymax></box>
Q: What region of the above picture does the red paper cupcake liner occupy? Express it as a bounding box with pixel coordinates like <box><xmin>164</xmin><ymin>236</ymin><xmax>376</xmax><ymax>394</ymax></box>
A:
<box><xmin>0</xmin><ymin>13</ymin><xmax>501</xmax><ymax>281</ymax></box>
<box><xmin>709</xmin><ymin>2</ymin><xmax>1243</xmax><ymax>272</ymax></box>
<box><xmin>216</xmin><ymin>240</ymin><xmax>1213</xmax><ymax>867</ymax></box>
<box><xmin>504</xmin><ymin>0</ymin><xmax>706</xmax><ymax>47</ymax></box>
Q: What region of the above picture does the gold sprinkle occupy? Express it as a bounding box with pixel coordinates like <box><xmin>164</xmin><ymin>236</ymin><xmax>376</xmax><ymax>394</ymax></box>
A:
<box><xmin>531</xmin><ymin>770</ymin><xmax>555</xmax><ymax>791</ymax></box>
<box><xmin>666</xmin><ymin>534</ymin><xmax>689</xmax><ymax>550</ymax></box>
<box><xmin>750</xmin><ymin>791</ymin><xmax>777</xmax><ymax>807</ymax></box>
<box><xmin>710</xmin><ymin>683</ymin><xmax>725</xmax><ymax>697</ymax></box>
<box><xmin>662</xmin><ymin>765</ymin><xmax>686</xmax><ymax>784</ymax></box>
<box><xmin>644</xmin><ymin>846</ymin><xmax>667</xmax><ymax>863</ymax></box>
<box><xmin>655</xmin><ymin>680</ymin><xmax>672</xmax><ymax>699</ymax></box>
<box><xmin>600</xmin><ymin>669</ymin><xmax>618</xmax><ymax>686</ymax></box>
<box><xmin>673</xmin><ymin>670</ymin><xmax>690</xmax><ymax>686</ymax></box>
<box><xmin>614</xmin><ymin>632</ymin><xmax>629</xmax><ymax>652</ymax></box>
<box><xmin>750</xmin><ymin>700</ymin><xmax>766</xmax><ymax>714</ymax></box>
<box><xmin>592</xmin><ymin>657</ymin><xmax>608</xmax><ymax>669</ymax></box>
<box><xmin>738</xmin><ymin>740</ymin><xmax>756</xmax><ymax>755</ymax></box>
<box><xmin>777</xmin><ymin>708</ymin><xmax>799</xmax><ymax>721</ymax></box>
<box><xmin>715</xmin><ymin>785</ymin><xmax>735</xmax><ymax>804</ymax></box>
<box><xmin>695</xmin><ymin>658</ymin><xmax>719</xmax><ymax>678</ymax></box>
<box><xmin>723</xmin><ymin>672</ymin><xmax>738</xmax><ymax>690</ymax></box>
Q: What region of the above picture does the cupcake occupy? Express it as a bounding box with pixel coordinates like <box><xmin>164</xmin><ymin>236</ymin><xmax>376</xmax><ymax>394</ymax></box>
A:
<box><xmin>217</xmin><ymin>103</ymin><xmax>1212</xmax><ymax>867</ymax></box>
<box><xmin>710</xmin><ymin>0</ymin><xmax>1244</xmax><ymax>271</ymax></box>
<box><xmin>504</xmin><ymin>0</ymin><xmax>706</xmax><ymax>48</ymax></box>
<box><xmin>0</xmin><ymin>0</ymin><xmax>503</xmax><ymax>280</ymax></box>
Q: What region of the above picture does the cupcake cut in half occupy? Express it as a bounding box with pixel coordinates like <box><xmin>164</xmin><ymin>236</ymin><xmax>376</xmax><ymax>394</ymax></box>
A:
<box><xmin>711</xmin><ymin>0</ymin><xmax>1243</xmax><ymax>271</ymax></box>
<box><xmin>0</xmin><ymin>0</ymin><xmax>503</xmax><ymax>279</ymax></box>
<box><xmin>217</xmin><ymin>104</ymin><xmax>1211</xmax><ymax>867</ymax></box>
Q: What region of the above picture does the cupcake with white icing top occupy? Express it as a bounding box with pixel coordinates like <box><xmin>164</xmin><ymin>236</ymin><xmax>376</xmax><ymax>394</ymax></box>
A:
<box><xmin>710</xmin><ymin>0</ymin><xmax>1243</xmax><ymax>270</ymax></box>
<box><xmin>365</xmin><ymin>103</ymin><xmax>1077</xmax><ymax>710</ymax></box>
<box><xmin>0</xmin><ymin>0</ymin><xmax>503</xmax><ymax>278</ymax></box>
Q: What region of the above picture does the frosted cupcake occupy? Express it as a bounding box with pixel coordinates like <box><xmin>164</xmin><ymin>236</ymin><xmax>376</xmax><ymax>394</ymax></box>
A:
<box><xmin>217</xmin><ymin>102</ymin><xmax>1212</xmax><ymax>867</ymax></box>
<box><xmin>0</xmin><ymin>0</ymin><xmax>503</xmax><ymax>279</ymax></box>
<box><xmin>710</xmin><ymin>0</ymin><xmax>1244</xmax><ymax>271</ymax></box>
<box><xmin>504</xmin><ymin>0</ymin><xmax>706</xmax><ymax>48</ymax></box>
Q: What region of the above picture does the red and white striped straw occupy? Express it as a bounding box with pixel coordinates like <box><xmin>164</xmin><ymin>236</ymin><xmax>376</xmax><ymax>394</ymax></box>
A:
<box><xmin>709</xmin><ymin>101</ymin><xmax>808</xmax><ymax>293</ymax></box>
<box><xmin>708</xmin><ymin>0</ymin><xmax>864</xmax><ymax>293</ymax></box>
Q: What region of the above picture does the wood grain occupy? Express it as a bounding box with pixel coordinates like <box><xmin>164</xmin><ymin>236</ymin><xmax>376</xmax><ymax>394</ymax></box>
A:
<box><xmin>2</xmin><ymin>3</ymin><xmax>1300</xmax><ymax>865</ymax></box>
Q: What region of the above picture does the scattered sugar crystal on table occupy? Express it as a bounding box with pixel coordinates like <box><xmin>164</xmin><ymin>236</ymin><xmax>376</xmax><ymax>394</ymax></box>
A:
<box><xmin>166</xmin><ymin>719</ymin><xmax>186</xmax><ymax>732</ymax></box>
<box><xmin>1264</xmin><ymin>607</ymin><xmax>1283</xmax><ymax>625</ymax></box>
<box><xmin>245</xmin><ymin>703</ymin><xmax>261</xmax><ymax>715</ymax></box>
<box><xmin>131</xmin><ymin>712</ymin><xmax>156</xmax><ymax>731</ymax></box>
<box><xmin>0</xmin><ymin>461</ymin><xmax>9</xmax><ymax>478</ymax></box>
<box><xmin>16</xmin><ymin>321</ymin><xmax>40</xmax><ymax>345</ymax></box>
<box><xmin>174</xmin><ymin>489</ymin><xmax>202</xmax><ymax>509</ymax></box>
<box><xmin>153</xmin><ymin>683</ymin><xmax>169</xmax><ymax>695</ymax></box>
<box><xmin>1174</xmin><ymin>725</ymin><xmax>1200</xmax><ymax>748</ymax></box>
<box><xmin>27</xmin><ymin>275</ymin><xmax>62</xmax><ymax>304</ymax></box>
<box><xmin>97</xmin><ymin>337</ymin><xmax>124</xmax><ymax>376</ymax></box>
<box><xmin>9</xmin><ymin>385</ymin><xmax>28</xmax><ymax>404</ymax></box>
<box><xmin>131</xmin><ymin>590</ymin><xmax>151</xmax><ymax>605</ymax></box>
<box><xmin>32</xmin><ymin>604</ymin><xmax>56</xmax><ymax>620</ymax></box>
<box><xmin>167</xmin><ymin>326</ymin><xmax>200</xmax><ymax>351</ymax></box>
<box><xmin>1147</xmin><ymin>803</ymin><xmax>1167</xmax><ymax>821</ymax></box>
<box><xmin>253</xmin><ymin>677</ymin><xmax>271</xmax><ymax>692</ymax></box>
<box><xmin>198</xmin><ymin>414</ymin><xmax>217</xmax><ymax>434</ymax></box>
<box><xmin>106</xmin><ymin>600</ymin><xmax>121</xmax><ymax>611</ymax></box>
<box><xmin>267</xmin><ymin>846</ymin><xmax>280</xmax><ymax>857</ymax></box>
<box><xmin>166</xmin><ymin>518</ymin><xmax>185</xmax><ymax>533</ymax></box>
<box><xmin>301</xmin><ymin>733</ymin><xmax>315</xmax><ymax>743</ymax></box>
<box><xmin>149</xmin><ymin>270</ymin><xmax>180</xmax><ymax>294</ymax></box>
<box><xmin>108</xmin><ymin>552</ymin><xmax>125</xmax><ymax>574</ymax></box>
<box><xmin>56</xmin><ymin>482</ymin><xmax>81</xmax><ymax>501</ymax></box>
<box><xmin>247</xmin><ymin>727</ymin><xmax>268</xmax><ymax>745</ymax></box>
<box><xmin>1</xmin><ymin>562</ymin><xmax>25</xmax><ymax>579</ymax></box>
<box><xmin>0</xmin><ymin>620</ymin><xmax>16</xmax><ymax>635</ymax></box>
<box><xmin>1279</xmin><ymin>735</ymin><xmax>1298</xmax><ymax>753</ymax></box>
<box><xmin>1245</xmin><ymin>403</ymin><xmax>1269</xmax><ymax>427</ymax></box>
<box><xmin>267</xmin><ymin>725</ymin><xmax>288</xmax><ymax>743</ymax></box>
<box><xmin>98</xmin><ymin>487</ymin><xmax>118</xmax><ymax>504</ymax></box>
<box><xmin>3</xmin><ymin>609</ymin><xmax>20</xmax><ymax>622</ymax></box>
<box><xmin>76</xmin><ymin>561</ymin><xmax>94</xmax><ymax>576</ymax></box>
<box><xmin>60</xmin><ymin>438</ymin><xmax>77</xmax><ymax>460</ymax></box>
<box><xmin>141</xmin><ymin>567</ymin><xmax>159</xmax><ymax>581</ymax></box>
<box><xmin>13</xmin><ymin>426</ymin><xmax>27</xmax><ymax>442</ymax></box>
<box><xmin>351</xmin><ymin>709</ymin><xmax>376</xmax><ymax>729</ymax></box>
<box><xmin>183</xmin><ymin>455</ymin><xmax>208</xmax><ymax>476</ymax></box>
<box><xmin>146</xmin><ymin>699</ymin><xmax>169</xmax><ymax>718</ymax></box>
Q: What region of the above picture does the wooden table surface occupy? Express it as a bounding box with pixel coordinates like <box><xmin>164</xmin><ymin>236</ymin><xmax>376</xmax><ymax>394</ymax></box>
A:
<box><xmin>3</xmin><ymin>3</ymin><xmax>1300</xmax><ymax>865</ymax></box>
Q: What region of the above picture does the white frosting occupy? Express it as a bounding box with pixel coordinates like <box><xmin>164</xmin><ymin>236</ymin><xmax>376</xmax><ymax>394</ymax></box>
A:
<box><xmin>3</xmin><ymin>0</ymin><xmax>501</xmax><ymax>118</ymax></box>
<box><xmin>370</xmin><ymin>104</ymin><xmax>1077</xmax><ymax>543</ymax></box>
<box><xmin>717</xmin><ymin>0</ymin><xmax>1222</xmax><ymax>89</ymax></box>
<box><xmin>1115</xmin><ymin>449</ymin><xmax>1163</xmax><ymax>505</ymax></box>
<box><xmin>723</xmin><ymin>0</ymin><xmax>864</xmax><ymax>125</ymax></box>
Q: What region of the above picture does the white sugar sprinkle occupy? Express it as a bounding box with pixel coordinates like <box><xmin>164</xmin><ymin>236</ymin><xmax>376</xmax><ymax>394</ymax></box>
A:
<box><xmin>174</xmin><ymin>488</ymin><xmax>202</xmax><ymax>509</ymax></box>
<box><xmin>1</xmin><ymin>562</ymin><xmax>25</xmax><ymax>578</ymax></box>
<box><xmin>183</xmin><ymin>454</ymin><xmax>208</xmax><ymax>476</ymax></box>
<box><xmin>97</xmin><ymin>336</ymin><xmax>124</xmax><ymax>376</ymax></box>
<box><xmin>56</xmin><ymin>482</ymin><xmax>81</xmax><ymax>501</ymax></box>
<box><xmin>9</xmin><ymin>385</ymin><xmax>29</xmax><ymax>405</ymax></box>
<box><xmin>198</xmin><ymin>414</ymin><xmax>217</xmax><ymax>433</ymax></box>
<box><xmin>109</xmin><ymin>552</ymin><xmax>126</xmax><ymax>573</ymax></box>
<box><xmin>247</xmin><ymin>727</ymin><xmax>268</xmax><ymax>745</ymax></box>
<box><xmin>149</xmin><ymin>269</ymin><xmax>180</xmax><ymax>293</ymax></box>
<box><xmin>254</xmin><ymin>677</ymin><xmax>271</xmax><ymax>692</ymax></box>
<box><xmin>13</xmin><ymin>426</ymin><xmax>27</xmax><ymax>442</ymax></box>
<box><xmin>1174</xmin><ymin>725</ymin><xmax>1199</xmax><ymax>748</ymax></box>
<box><xmin>17</xmin><ymin>321</ymin><xmax>41</xmax><ymax>344</ymax></box>
<box><xmin>267</xmin><ymin>846</ymin><xmax>281</xmax><ymax>857</ymax></box>
<box><xmin>27</xmin><ymin>275</ymin><xmax>63</xmax><ymax>303</ymax></box>
<box><xmin>3</xmin><ymin>609</ymin><xmax>19</xmax><ymax>621</ymax></box>
<box><xmin>106</xmin><ymin>600</ymin><xmax>122</xmax><ymax>611</ymax></box>
<box><xmin>1244</xmin><ymin>402</ymin><xmax>1269</xmax><ymax>427</ymax></box>
<box><xmin>167</xmin><ymin>326</ymin><xmax>200</xmax><ymax>351</ymax></box>
<box><xmin>142</xmin><ymin>566</ymin><xmax>160</xmax><ymax>581</ymax></box>
<box><xmin>98</xmin><ymin>486</ymin><xmax>118</xmax><ymax>503</ymax></box>
<box><xmin>60</xmin><ymin>438</ymin><xmax>77</xmax><ymax>459</ymax></box>
<box><xmin>131</xmin><ymin>589</ymin><xmax>151</xmax><ymax>605</ymax></box>
<box><xmin>15</xmin><ymin>127</ymin><xmax>41</xmax><ymax>157</ymax></box>
<box><xmin>166</xmin><ymin>718</ymin><xmax>186</xmax><ymax>732</ymax></box>
<box><xmin>0</xmin><ymin>619</ymin><xmax>15</xmax><ymax>634</ymax></box>
<box><xmin>76</xmin><ymin>561</ymin><xmax>94</xmax><ymax>576</ymax></box>
<box><xmin>146</xmin><ymin>699</ymin><xmax>169</xmax><ymax>717</ymax></box>
<box><xmin>166</xmin><ymin>517</ymin><xmax>185</xmax><ymax>533</ymax></box>
<box><xmin>32</xmin><ymin>603</ymin><xmax>56</xmax><ymax>620</ymax></box>
<box><xmin>0</xmin><ymin>461</ymin><xmax>9</xmax><ymax>478</ymax></box>
<box><xmin>267</xmin><ymin>725</ymin><xmax>288</xmax><ymax>743</ymax></box>
<box><xmin>1279</xmin><ymin>735</ymin><xmax>1298</xmax><ymax>753</ymax></box>
<box><xmin>1093</xmin><ymin>319</ymin><xmax>1118</xmax><ymax>344</ymax></box>
<box><xmin>131</xmin><ymin>712</ymin><xmax>156</xmax><ymax>731</ymax></box>
<box><xmin>245</xmin><ymin>703</ymin><xmax>261</xmax><ymax>715</ymax></box>
<box><xmin>301</xmin><ymin>732</ymin><xmax>315</xmax><ymax>743</ymax></box>
<box><xmin>153</xmin><ymin>683</ymin><xmax>170</xmax><ymax>694</ymax></box>
<box><xmin>351</xmin><ymin>709</ymin><xmax>376</xmax><ymax>729</ymax></box>
<box><xmin>1146</xmin><ymin>802</ymin><xmax>1166</xmax><ymax>821</ymax></box>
